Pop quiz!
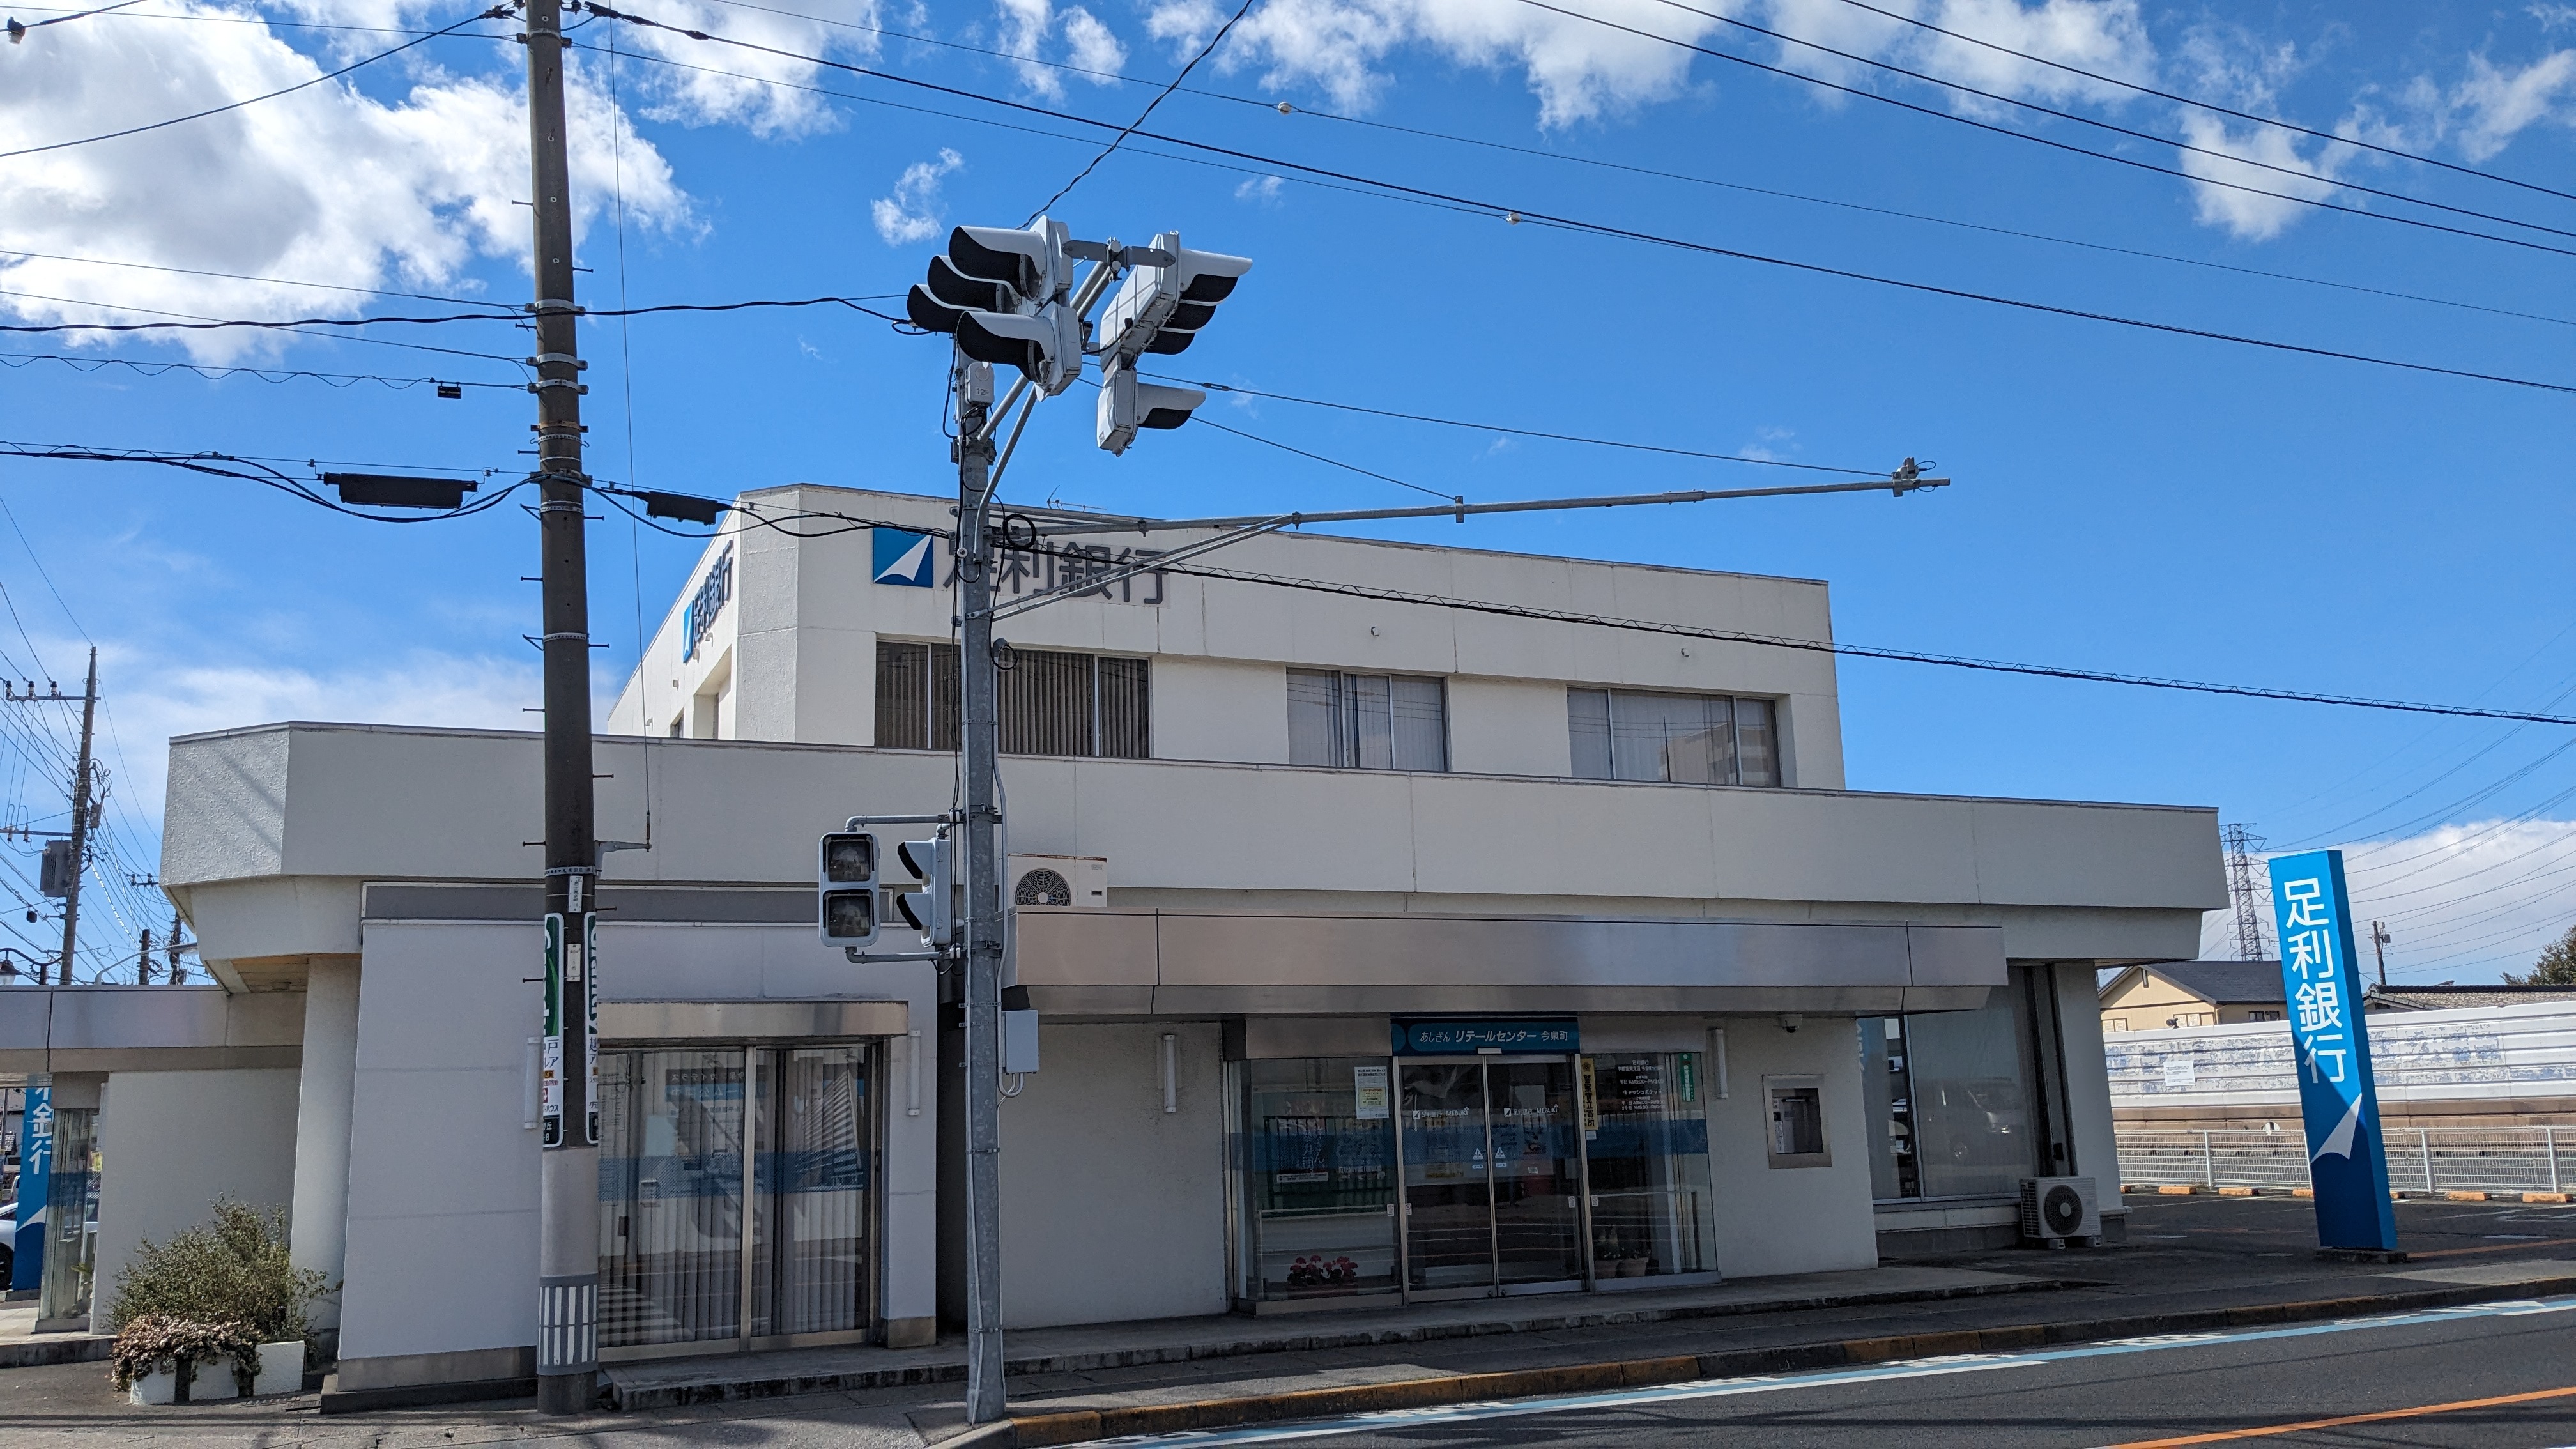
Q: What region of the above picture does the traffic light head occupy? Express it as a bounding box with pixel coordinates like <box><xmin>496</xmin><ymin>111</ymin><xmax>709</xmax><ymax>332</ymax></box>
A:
<box><xmin>947</xmin><ymin>220</ymin><xmax>1070</xmax><ymax>300</ymax></box>
<box><xmin>1096</xmin><ymin>363</ymin><xmax>1208</xmax><ymax>454</ymax></box>
<box><xmin>818</xmin><ymin>831</ymin><xmax>879</xmax><ymax>946</ymax></box>
<box><xmin>1096</xmin><ymin>231</ymin><xmax>1252</xmax><ymax>363</ymax></box>
<box><xmin>893</xmin><ymin>834</ymin><xmax>957</xmax><ymax>946</ymax></box>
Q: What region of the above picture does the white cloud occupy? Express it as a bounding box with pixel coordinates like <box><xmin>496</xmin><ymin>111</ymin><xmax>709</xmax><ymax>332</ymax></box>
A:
<box><xmin>1062</xmin><ymin>6</ymin><xmax>1131</xmax><ymax>76</ymax></box>
<box><xmin>2174</xmin><ymin>112</ymin><xmax>2340</xmax><ymax>240</ymax></box>
<box><xmin>2196</xmin><ymin>818</ymin><xmax>2576</xmax><ymax>983</ymax></box>
<box><xmin>873</xmin><ymin>148</ymin><xmax>965</xmax><ymax>245</ymax></box>
<box><xmin>0</xmin><ymin>4</ymin><xmax>688</xmax><ymax>362</ymax></box>
<box><xmin>2450</xmin><ymin>49</ymin><xmax>2576</xmax><ymax>160</ymax></box>
<box><xmin>1234</xmin><ymin>172</ymin><xmax>1285</xmax><ymax>202</ymax></box>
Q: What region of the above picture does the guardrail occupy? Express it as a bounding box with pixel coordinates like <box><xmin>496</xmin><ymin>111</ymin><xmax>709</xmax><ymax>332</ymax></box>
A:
<box><xmin>2115</xmin><ymin>1126</ymin><xmax>2571</xmax><ymax>1197</ymax></box>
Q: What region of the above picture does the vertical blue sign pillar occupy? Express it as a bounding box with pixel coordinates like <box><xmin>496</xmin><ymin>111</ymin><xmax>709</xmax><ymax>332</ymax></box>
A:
<box><xmin>10</xmin><ymin>1080</ymin><xmax>50</xmax><ymax>1292</ymax></box>
<box><xmin>2269</xmin><ymin>850</ymin><xmax>2399</xmax><ymax>1252</ymax></box>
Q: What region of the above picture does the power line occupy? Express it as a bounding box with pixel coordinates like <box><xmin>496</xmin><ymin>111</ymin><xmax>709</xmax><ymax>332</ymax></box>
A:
<box><xmin>0</xmin><ymin>247</ymin><xmax>523</xmax><ymax>309</ymax></box>
<box><xmin>1152</xmin><ymin>374</ymin><xmax>1897</xmax><ymax>476</ymax></box>
<box><xmin>1016</xmin><ymin>0</ymin><xmax>1252</xmax><ymax>224</ymax></box>
<box><xmin>0</xmin><ymin>284</ymin><xmax>532</xmax><ymax>365</ymax></box>
<box><xmin>0</xmin><ymin>293</ymin><xmax>907</xmax><ymax>337</ymax></box>
<box><xmin>1582</xmin><ymin>0</ymin><xmax>2576</xmax><ymax>244</ymax></box>
<box><xmin>0</xmin><ymin>4</ymin><xmax>516</xmax><ymax>162</ymax></box>
<box><xmin>574</xmin><ymin>10</ymin><xmax>2576</xmax><ymax>397</ymax></box>
<box><xmin>1819</xmin><ymin>0</ymin><xmax>2576</xmax><ymax>205</ymax></box>
<box><xmin>0</xmin><ymin>349</ymin><xmax>518</xmax><ymax>392</ymax></box>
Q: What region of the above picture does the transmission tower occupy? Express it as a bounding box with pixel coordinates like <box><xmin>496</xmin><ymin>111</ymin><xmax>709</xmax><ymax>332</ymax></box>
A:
<box><xmin>2222</xmin><ymin>822</ymin><xmax>2270</xmax><ymax>961</ymax></box>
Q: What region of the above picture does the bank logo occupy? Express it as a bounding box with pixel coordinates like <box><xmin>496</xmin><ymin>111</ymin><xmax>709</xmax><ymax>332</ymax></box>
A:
<box><xmin>872</xmin><ymin>528</ymin><xmax>936</xmax><ymax>588</ymax></box>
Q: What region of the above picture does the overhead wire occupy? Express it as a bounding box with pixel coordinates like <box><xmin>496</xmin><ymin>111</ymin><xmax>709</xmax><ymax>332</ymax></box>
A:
<box><xmin>1818</xmin><ymin>0</ymin><xmax>2576</xmax><ymax>204</ymax></box>
<box><xmin>1573</xmin><ymin>0</ymin><xmax>2576</xmax><ymax>243</ymax></box>
<box><xmin>0</xmin><ymin>349</ymin><xmax>519</xmax><ymax>392</ymax></box>
<box><xmin>1017</xmin><ymin>0</ymin><xmax>1253</xmax><ymax>224</ymax></box>
<box><xmin>0</xmin><ymin>4</ymin><xmax>518</xmax><ymax>162</ymax></box>
<box><xmin>0</xmin><ymin>247</ymin><xmax>528</xmax><ymax>310</ymax></box>
<box><xmin>567</xmin><ymin>10</ymin><xmax>2576</xmax><ymax>398</ymax></box>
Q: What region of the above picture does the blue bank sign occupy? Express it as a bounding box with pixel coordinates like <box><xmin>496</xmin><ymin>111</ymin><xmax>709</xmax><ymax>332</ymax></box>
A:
<box><xmin>2269</xmin><ymin>849</ymin><xmax>2398</xmax><ymax>1253</ymax></box>
<box><xmin>10</xmin><ymin>1082</ymin><xmax>49</xmax><ymax>1291</ymax></box>
<box><xmin>1392</xmin><ymin>1019</ymin><xmax>1579</xmax><ymax>1055</ymax></box>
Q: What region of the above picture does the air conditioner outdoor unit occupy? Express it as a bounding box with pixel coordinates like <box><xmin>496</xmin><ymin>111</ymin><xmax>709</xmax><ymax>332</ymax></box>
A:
<box><xmin>1008</xmin><ymin>854</ymin><xmax>1107</xmax><ymax>910</ymax></box>
<box><xmin>2020</xmin><ymin>1176</ymin><xmax>2101</xmax><ymax>1247</ymax></box>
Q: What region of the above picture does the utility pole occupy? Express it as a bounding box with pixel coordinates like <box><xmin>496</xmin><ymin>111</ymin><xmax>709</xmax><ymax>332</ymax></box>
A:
<box><xmin>166</xmin><ymin>907</ymin><xmax>185</xmax><ymax>985</ymax></box>
<box><xmin>2371</xmin><ymin>921</ymin><xmax>2391</xmax><ymax>989</ymax></box>
<box><xmin>135</xmin><ymin>928</ymin><xmax>151</xmax><ymax>985</ymax></box>
<box><xmin>522</xmin><ymin>0</ymin><xmax>600</xmax><ymax>1413</ymax></box>
<box><xmin>952</xmin><ymin>356</ymin><xmax>1007</xmax><ymax>1424</ymax></box>
<box><xmin>2222</xmin><ymin>822</ymin><xmax>2268</xmax><ymax>961</ymax></box>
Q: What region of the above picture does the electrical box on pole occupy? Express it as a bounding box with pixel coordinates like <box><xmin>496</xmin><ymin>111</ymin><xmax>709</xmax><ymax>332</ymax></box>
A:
<box><xmin>818</xmin><ymin>832</ymin><xmax>882</xmax><ymax>947</ymax></box>
<box><xmin>37</xmin><ymin>839</ymin><xmax>72</xmax><ymax>897</ymax></box>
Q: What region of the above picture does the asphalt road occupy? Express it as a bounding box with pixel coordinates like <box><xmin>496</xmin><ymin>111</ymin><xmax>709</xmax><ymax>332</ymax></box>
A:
<box><xmin>1096</xmin><ymin>1295</ymin><xmax>2576</xmax><ymax>1448</ymax></box>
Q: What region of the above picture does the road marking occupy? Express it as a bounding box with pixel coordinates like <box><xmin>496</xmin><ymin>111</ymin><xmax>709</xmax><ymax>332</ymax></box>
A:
<box><xmin>1075</xmin><ymin>1296</ymin><xmax>2576</xmax><ymax>1446</ymax></box>
<box><xmin>2099</xmin><ymin>1384</ymin><xmax>2576</xmax><ymax>1446</ymax></box>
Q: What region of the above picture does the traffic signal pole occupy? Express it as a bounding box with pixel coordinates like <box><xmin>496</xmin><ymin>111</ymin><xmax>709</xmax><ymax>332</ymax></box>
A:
<box><xmin>523</xmin><ymin>0</ymin><xmax>601</xmax><ymax>1413</ymax></box>
<box><xmin>952</xmin><ymin>357</ymin><xmax>1008</xmax><ymax>1424</ymax></box>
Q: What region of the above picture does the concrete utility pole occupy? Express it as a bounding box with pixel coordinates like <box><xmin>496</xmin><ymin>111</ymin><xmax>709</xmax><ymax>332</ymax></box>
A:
<box><xmin>2371</xmin><ymin>921</ymin><xmax>2392</xmax><ymax>988</ymax></box>
<box><xmin>166</xmin><ymin>907</ymin><xmax>185</xmax><ymax>985</ymax></box>
<box><xmin>521</xmin><ymin>0</ymin><xmax>601</xmax><ymax>1413</ymax></box>
<box><xmin>951</xmin><ymin>357</ymin><xmax>1008</xmax><ymax>1424</ymax></box>
<box><xmin>135</xmin><ymin>928</ymin><xmax>151</xmax><ymax>985</ymax></box>
<box><xmin>57</xmin><ymin>649</ymin><xmax>97</xmax><ymax>987</ymax></box>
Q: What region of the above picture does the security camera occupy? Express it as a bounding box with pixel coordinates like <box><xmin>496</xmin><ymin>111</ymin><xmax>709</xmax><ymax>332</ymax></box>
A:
<box><xmin>1778</xmin><ymin>1013</ymin><xmax>1803</xmax><ymax>1034</ymax></box>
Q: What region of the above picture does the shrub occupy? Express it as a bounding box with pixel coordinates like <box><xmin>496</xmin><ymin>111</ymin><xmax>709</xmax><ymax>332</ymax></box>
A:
<box><xmin>106</xmin><ymin>1199</ymin><xmax>327</xmax><ymax>1346</ymax></box>
<box><xmin>108</xmin><ymin>1314</ymin><xmax>264</xmax><ymax>1396</ymax></box>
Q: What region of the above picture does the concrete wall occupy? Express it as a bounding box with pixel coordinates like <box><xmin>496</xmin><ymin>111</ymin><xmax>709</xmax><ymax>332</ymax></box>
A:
<box><xmin>2055</xmin><ymin>962</ymin><xmax>2122</xmax><ymax>1205</ymax></box>
<box><xmin>335</xmin><ymin>922</ymin><xmax>540</xmax><ymax>1376</ymax></box>
<box><xmin>998</xmin><ymin>1020</ymin><xmax>1229</xmax><ymax>1329</ymax></box>
<box><xmin>1704</xmin><ymin>1015</ymin><xmax>1879</xmax><ymax>1278</ymax></box>
<box><xmin>93</xmin><ymin>1067</ymin><xmax>301</xmax><ymax>1330</ymax></box>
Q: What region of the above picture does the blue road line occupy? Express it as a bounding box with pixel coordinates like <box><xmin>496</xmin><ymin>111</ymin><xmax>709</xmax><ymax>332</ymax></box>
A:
<box><xmin>1080</xmin><ymin>1295</ymin><xmax>2576</xmax><ymax>1446</ymax></box>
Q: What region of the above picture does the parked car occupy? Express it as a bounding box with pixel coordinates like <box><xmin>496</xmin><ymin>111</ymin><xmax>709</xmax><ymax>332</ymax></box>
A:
<box><xmin>0</xmin><ymin>1198</ymin><xmax>14</xmax><ymax>1285</ymax></box>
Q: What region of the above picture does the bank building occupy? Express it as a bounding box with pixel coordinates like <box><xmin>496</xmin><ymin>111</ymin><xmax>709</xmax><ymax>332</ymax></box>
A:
<box><xmin>1</xmin><ymin>484</ymin><xmax>2220</xmax><ymax>1404</ymax></box>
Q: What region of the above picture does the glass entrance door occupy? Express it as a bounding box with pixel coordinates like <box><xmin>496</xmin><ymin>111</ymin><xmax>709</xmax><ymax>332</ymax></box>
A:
<box><xmin>1398</xmin><ymin>1058</ymin><xmax>1584</xmax><ymax>1296</ymax></box>
<box><xmin>599</xmin><ymin>1042</ymin><xmax>874</xmax><ymax>1356</ymax></box>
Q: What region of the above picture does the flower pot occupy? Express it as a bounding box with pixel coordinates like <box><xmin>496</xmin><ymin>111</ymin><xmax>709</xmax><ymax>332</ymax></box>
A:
<box><xmin>189</xmin><ymin>1354</ymin><xmax>243</xmax><ymax>1401</ymax></box>
<box><xmin>1619</xmin><ymin>1257</ymin><xmax>1650</xmax><ymax>1278</ymax></box>
<box><xmin>1591</xmin><ymin>1258</ymin><xmax>1616</xmax><ymax>1280</ymax></box>
<box><xmin>127</xmin><ymin>1366</ymin><xmax>181</xmax><ymax>1406</ymax></box>
<box><xmin>254</xmin><ymin>1341</ymin><xmax>303</xmax><ymax>1397</ymax></box>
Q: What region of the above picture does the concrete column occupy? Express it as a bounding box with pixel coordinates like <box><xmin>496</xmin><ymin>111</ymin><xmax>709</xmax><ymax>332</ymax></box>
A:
<box><xmin>290</xmin><ymin>958</ymin><xmax>362</xmax><ymax>1335</ymax></box>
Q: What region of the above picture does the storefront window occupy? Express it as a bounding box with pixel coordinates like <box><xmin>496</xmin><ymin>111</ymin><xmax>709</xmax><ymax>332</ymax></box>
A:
<box><xmin>1580</xmin><ymin>1053</ymin><xmax>1715</xmax><ymax>1279</ymax></box>
<box><xmin>1862</xmin><ymin>993</ymin><xmax>2039</xmax><ymax>1201</ymax></box>
<box><xmin>1234</xmin><ymin>1059</ymin><xmax>1399</xmax><ymax>1302</ymax></box>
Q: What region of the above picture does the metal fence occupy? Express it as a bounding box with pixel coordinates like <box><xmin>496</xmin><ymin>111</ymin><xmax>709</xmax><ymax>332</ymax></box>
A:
<box><xmin>2115</xmin><ymin>1126</ymin><xmax>2571</xmax><ymax>1195</ymax></box>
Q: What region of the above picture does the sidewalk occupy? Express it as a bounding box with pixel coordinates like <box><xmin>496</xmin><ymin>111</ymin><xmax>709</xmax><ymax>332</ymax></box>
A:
<box><xmin>0</xmin><ymin>1296</ymin><xmax>111</xmax><ymax>1370</ymax></box>
<box><xmin>3</xmin><ymin>1192</ymin><xmax>2572</xmax><ymax>1448</ymax></box>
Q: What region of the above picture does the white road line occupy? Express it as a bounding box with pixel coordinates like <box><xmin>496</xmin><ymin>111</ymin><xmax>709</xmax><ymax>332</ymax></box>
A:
<box><xmin>1077</xmin><ymin>1295</ymin><xmax>2576</xmax><ymax>1446</ymax></box>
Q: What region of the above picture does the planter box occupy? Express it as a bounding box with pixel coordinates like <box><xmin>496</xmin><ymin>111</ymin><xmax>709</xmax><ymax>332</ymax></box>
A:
<box><xmin>126</xmin><ymin>1356</ymin><xmax>242</xmax><ymax>1405</ymax></box>
<box><xmin>254</xmin><ymin>1341</ymin><xmax>303</xmax><ymax>1397</ymax></box>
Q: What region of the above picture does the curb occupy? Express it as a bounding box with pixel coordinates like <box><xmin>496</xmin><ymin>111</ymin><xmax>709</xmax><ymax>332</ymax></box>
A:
<box><xmin>608</xmin><ymin>1275</ymin><xmax>2080</xmax><ymax>1410</ymax></box>
<box><xmin>993</xmin><ymin>1271</ymin><xmax>2576</xmax><ymax>1448</ymax></box>
<box><xmin>0</xmin><ymin>1333</ymin><xmax>113</xmax><ymax>1370</ymax></box>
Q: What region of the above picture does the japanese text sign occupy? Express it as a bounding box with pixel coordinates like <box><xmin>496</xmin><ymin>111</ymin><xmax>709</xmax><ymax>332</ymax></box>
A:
<box><xmin>2269</xmin><ymin>849</ymin><xmax>2398</xmax><ymax>1252</ymax></box>
<box><xmin>10</xmin><ymin>1082</ymin><xmax>50</xmax><ymax>1292</ymax></box>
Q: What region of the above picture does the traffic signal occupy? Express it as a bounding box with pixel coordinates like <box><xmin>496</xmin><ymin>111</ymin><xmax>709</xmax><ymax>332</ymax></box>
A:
<box><xmin>1096</xmin><ymin>362</ymin><xmax>1208</xmax><ymax>455</ymax></box>
<box><xmin>905</xmin><ymin>220</ymin><xmax>1084</xmax><ymax>395</ymax></box>
<box><xmin>893</xmin><ymin>833</ymin><xmax>956</xmax><ymax>946</ymax></box>
<box><xmin>818</xmin><ymin>831</ymin><xmax>880</xmax><ymax>947</ymax></box>
<box><xmin>1094</xmin><ymin>231</ymin><xmax>1252</xmax><ymax>363</ymax></box>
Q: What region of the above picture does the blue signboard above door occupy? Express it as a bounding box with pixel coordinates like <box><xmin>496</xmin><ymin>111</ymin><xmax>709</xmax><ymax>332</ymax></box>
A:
<box><xmin>1392</xmin><ymin>1020</ymin><xmax>1579</xmax><ymax>1055</ymax></box>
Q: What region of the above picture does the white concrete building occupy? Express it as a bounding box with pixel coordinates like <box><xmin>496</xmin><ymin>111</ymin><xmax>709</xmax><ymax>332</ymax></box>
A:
<box><xmin>4</xmin><ymin>484</ymin><xmax>2221</xmax><ymax>1406</ymax></box>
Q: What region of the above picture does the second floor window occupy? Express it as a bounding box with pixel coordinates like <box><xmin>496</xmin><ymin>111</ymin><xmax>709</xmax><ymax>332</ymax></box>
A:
<box><xmin>1287</xmin><ymin>669</ymin><xmax>1447</xmax><ymax>771</ymax></box>
<box><xmin>1568</xmin><ymin>689</ymin><xmax>1779</xmax><ymax>787</ymax></box>
<box><xmin>877</xmin><ymin>641</ymin><xmax>1149</xmax><ymax>758</ymax></box>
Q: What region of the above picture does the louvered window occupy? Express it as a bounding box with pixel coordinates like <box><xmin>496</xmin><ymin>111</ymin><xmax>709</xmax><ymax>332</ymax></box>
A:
<box><xmin>874</xmin><ymin>641</ymin><xmax>1147</xmax><ymax>758</ymax></box>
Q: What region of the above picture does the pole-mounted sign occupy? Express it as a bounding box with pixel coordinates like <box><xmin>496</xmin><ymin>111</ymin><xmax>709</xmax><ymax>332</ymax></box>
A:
<box><xmin>2267</xmin><ymin>848</ymin><xmax>2398</xmax><ymax>1253</ymax></box>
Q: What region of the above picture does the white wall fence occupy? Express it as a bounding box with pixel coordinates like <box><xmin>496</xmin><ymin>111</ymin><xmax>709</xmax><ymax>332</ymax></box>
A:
<box><xmin>2108</xmin><ymin>1002</ymin><xmax>2576</xmax><ymax>1121</ymax></box>
<box><xmin>2115</xmin><ymin>1126</ymin><xmax>2571</xmax><ymax>1196</ymax></box>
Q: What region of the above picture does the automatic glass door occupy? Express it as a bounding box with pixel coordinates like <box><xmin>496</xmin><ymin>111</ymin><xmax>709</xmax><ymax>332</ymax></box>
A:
<box><xmin>1397</xmin><ymin>1057</ymin><xmax>1584</xmax><ymax>1297</ymax></box>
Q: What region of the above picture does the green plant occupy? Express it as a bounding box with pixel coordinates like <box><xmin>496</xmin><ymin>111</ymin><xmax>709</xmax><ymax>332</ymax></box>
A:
<box><xmin>108</xmin><ymin>1314</ymin><xmax>263</xmax><ymax>1396</ymax></box>
<box><xmin>106</xmin><ymin>1199</ymin><xmax>327</xmax><ymax>1347</ymax></box>
<box><xmin>2506</xmin><ymin>925</ymin><xmax>2576</xmax><ymax>986</ymax></box>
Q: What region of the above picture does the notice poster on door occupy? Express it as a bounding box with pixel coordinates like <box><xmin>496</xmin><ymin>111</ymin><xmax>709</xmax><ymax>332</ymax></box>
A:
<box><xmin>1352</xmin><ymin>1065</ymin><xmax>1389</xmax><ymax>1120</ymax></box>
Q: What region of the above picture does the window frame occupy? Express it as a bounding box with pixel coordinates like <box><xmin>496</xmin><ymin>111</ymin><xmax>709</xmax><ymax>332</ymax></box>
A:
<box><xmin>1568</xmin><ymin>687</ymin><xmax>1784</xmax><ymax>788</ymax></box>
<box><xmin>1285</xmin><ymin>668</ymin><xmax>1449</xmax><ymax>773</ymax></box>
<box><xmin>873</xmin><ymin>639</ymin><xmax>1149</xmax><ymax>759</ymax></box>
<box><xmin>1763</xmin><ymin>1075</ymin><xmax>1831</xmax><ymax>1169</ymax></box>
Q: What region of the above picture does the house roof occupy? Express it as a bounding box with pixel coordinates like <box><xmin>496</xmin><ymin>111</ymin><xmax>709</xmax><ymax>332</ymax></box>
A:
<box><xmin>2365</xmin><ymin>984</ymin><xmax>2576</xmax><ymax>1011</ymax></box>
<box><xmin>2104</xmin><ymin>959</ymin><xmax>2286</xmax><ymax>1007</ymax></box>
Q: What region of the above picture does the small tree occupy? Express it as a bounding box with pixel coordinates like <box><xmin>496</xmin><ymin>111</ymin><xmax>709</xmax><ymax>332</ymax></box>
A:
<box><xmin>2505</xmin><ymin>924</ymin><xmax>2576</xmax><ymax>987</ymax></box>
<box><xmin>107</xmin><ymin>1199</ymin><xmax>326</xmax><ymax>1344</ymax></box>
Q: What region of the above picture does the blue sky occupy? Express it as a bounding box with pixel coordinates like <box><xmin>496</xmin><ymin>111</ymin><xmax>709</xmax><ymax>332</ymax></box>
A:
<box><xmin>2</xmin><ymin>0</ymin><xmax>2573</xmax><ymax>980</ymax></box>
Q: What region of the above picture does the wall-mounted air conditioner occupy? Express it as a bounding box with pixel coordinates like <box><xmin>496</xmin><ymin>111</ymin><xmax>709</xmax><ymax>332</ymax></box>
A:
<box><xmin>2019</xmin><ymin>1176</ymin><xmax>2101</xmax><ymax>1246</ymax></box>
<box><xmin>1008</xmin><ymin>854</ymin><xmax>1107</xmax><ymax>910</ymax></box>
